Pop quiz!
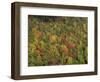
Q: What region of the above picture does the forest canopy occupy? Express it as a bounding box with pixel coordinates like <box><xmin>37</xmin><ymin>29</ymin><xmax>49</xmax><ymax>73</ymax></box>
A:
<box><xmin>28</xmin><ymin>15</ymin><xmax>88</xmax><ymax>66</ymax></box>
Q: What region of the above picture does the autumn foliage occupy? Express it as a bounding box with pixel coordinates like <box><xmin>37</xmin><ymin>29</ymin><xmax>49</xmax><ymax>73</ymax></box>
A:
<box><xmin>28</xmin><ymin>15</ymin><xmax>88</xmax><ymax>66</ymax></box>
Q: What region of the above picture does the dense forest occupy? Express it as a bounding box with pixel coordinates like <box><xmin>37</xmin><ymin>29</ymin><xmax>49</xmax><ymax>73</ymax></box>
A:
<box><xmin>28</xmin><ymin>15</ymin><xmax>88</xmax><ymax>66</ymax></box>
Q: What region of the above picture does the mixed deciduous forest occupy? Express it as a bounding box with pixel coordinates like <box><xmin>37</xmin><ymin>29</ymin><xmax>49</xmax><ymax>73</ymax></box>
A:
<box><xmin>28</xmin><ymin>15</ymin><xmax>88</xmax><ymax>66</ymax></box>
